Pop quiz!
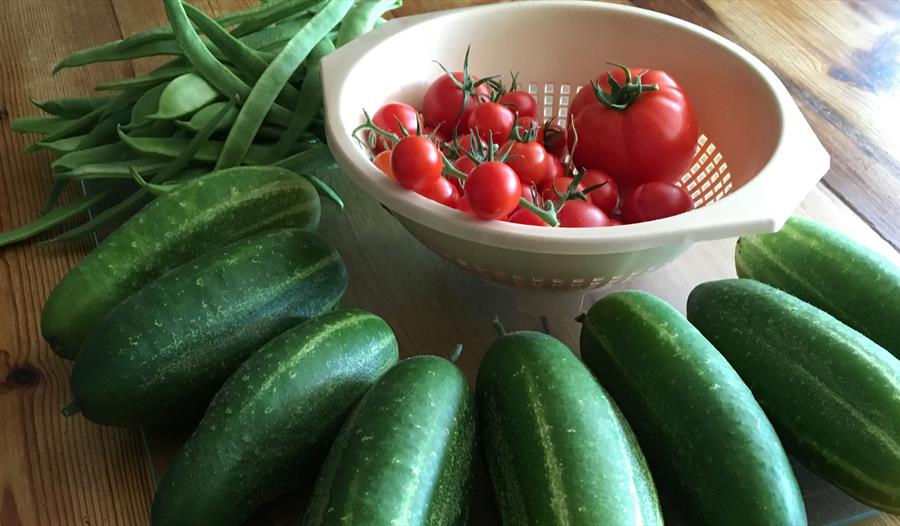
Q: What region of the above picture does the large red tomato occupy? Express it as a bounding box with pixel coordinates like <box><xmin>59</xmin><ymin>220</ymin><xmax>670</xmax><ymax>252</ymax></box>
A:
<box><xmin>568</xmin><ymin>66</ymin><xmax>698</xmax><ymax>190</ymax></box>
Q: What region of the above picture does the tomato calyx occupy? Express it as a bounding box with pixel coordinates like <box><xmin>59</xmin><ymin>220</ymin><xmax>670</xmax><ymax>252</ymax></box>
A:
<box><xmin>590</xmin><ymin>62</ymin><xmax>659</xmax><ymax>111</ymax></box>
<box><xmin>434</xmin><ymin>46</ymin><xmax>496</xmax><ymax>126</ymax></box>
<box><xmin>353</xmin><ymin>109</ymin><xmax>401</xmax><ymax>150</ymax></box>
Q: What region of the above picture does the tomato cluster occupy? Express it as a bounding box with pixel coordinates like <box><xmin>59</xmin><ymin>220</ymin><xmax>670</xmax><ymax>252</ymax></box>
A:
<box><xmin>357</xmin><ymin>55</ymin><xmax>699</xmax><ymax>228</ymax></box>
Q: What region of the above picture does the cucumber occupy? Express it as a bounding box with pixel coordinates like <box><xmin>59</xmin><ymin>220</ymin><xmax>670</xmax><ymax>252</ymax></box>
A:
<box><xmin>687</xmin><ymin>279</ymin><xmax>900</xmax><ymax>514</ymax></box>
<box><xmin>581</xmin><ymin>291</ymin><xmax>805</xmax><ymax>526</ymax></box>
<box><xmin>69</xmin><ymin>228</ymin><xmax>347</xmax><ymax>426</ymax></box>
<box><xmin>42</xmin><ymin>165</ymin><xmax>321</xmax><ymax>359</ymax></box>
<box><xmin>304</xmin><ymin>356</ymin><xmax>476</xmax><ymax>526</ymax></box>
<box><xmin>735</xmin><ymin>216</ymin><xmax>900</xmax><ymax>358</ymax></box>
<box><xmin>476</xmin><ymin>330</ymin><xmax>662</xmax><ymax>526</ymax></box>
<box><xmin>151</xmin><ymin>309</ymin><xmax>398</xmax><ymax>526</ymax></box>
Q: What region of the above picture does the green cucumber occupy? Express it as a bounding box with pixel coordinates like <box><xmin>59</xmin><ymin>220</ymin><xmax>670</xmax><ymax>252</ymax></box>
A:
<box><xmin>476</xmin><ymin>330</ymin><xmax>662</xmax><ymax>526</ymax></box>
<box><xmin>151</xmin><ymin>309</ymin><xmax>398</xmax><ymax>526</ymax></box>
<box><xmin>69</xmin><ymin>228</ymin><xmax>347</xmax><ymax>426</ymax></box>
<box><xmin>687</xmin><ymin>279</ymin><xmax>900</xmax><ymax>514</ymax></box>
<box><xmin>581</xmin><ymin>291</ymin><xmax>805</xmax><ymax>526</ymax></box>
<box><xmin>735</xmin><ymin>216</ymin><xmax>900</xmax><ymax>358</ymax></box>
<box><xmin>305</xmin><ymin>356</ymin><xmax>476</xmax><ymax>526</ymax></box>
<box><xmin>42</xmin><ymin>165</ymin><xmax>321</xmax><ymax>359</ymax></box>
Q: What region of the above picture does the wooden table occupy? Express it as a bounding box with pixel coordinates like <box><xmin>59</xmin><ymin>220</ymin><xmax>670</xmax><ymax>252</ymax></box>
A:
<box><xmin>1</xmin><ymin>1</ymin><xmax>898</xmax><ymax>524</ymax></box>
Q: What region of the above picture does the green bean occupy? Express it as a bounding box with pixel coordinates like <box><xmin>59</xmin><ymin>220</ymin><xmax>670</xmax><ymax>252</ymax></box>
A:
<box><xmin>43</xmin><ymin>188</ymin><xmax>150</xmax><ymax>244</ymax></box>
<box><xmin>100</xmin><ymin>87</ymin><xmax>145</xmax><ymax>119</ymax></box>
<box><xmin>129</xmin><ymin>167</ymin><xmax>178</xmax><ymax>196</ymax></box>
<box><xmin>335</xmin><ymin>0</ymin><xmax>401</xmax><ymax>47</ymax></box>
<box><xmin>304</xmin><ymin>173</ymin><xmax>344</xmax><ymax>209</ymax></box>
<box><xmin>76</xmin><ymin>108</ymin><xmax>131</xmax><ymax>150</ymax></box>
<box><xmin>53</xmin><ymin>143</ymin><xmax>132</xmax><ymax>172</ymax></box>
<box><xmin>240</xmin><ymin>16</ymin><xmax>312</xmax><ymax>50</ymax></box>
<box><xmin>11</xmin><ymin>116</ymin><xmax>75</xmax><ymax>135</ymax></box>
<box><xmin>231</xmin><ymin>0</ymin><xmax>325</xmax><ymax>38</ymax></box>
<box><xmin>118</xmin><ymin>127</ymin><xmax>298</xmax><ymax>165</ymax></box>
<box><xmin>272</xmin><ymin>144</ymin><xmax>336</xmax><ymax>172</ymax></box>
<box><xmin>34</xmin><ymin>135</ymin><xmax>88</xmax><ymax>153</ymax></box>
<box><xmin>53</xmin><ymin>39</ymin><xmax>186</xmax><ymax>73</ymax></box>
<box><xmin>163</xmin><ymin>0</ymin><xmax>293</xmax><ymax>127</ymax></box>
<box><xmin>123</xmin><ymin>83</ymin><xmax>168</xmax><ymax>131</ymax></box>
<box><xmin>266</xmin><ymin>37</ymin><xmax>333</xmax><ymax>162</ymax></box>
<box><xmin>217</xmin><ymin>0</ymin><xmax>352</xmax><ymax>168</ymax></box>
<box><xmin>0</xmin><ymin>187</ymin><xmax>113</xmax><ymax>247</ymax></box>
<box><xmin>174</xmin><ymin>101</ymin><xmax>237</xmax><ymax>133</ymax></box>
<box><xmin>23</xmin><ymin>109</ymin><xmax>103</xmax><ymax>152</ymax></box>
<box><xmin>55</xmin><ymin>159</ymin><xmax>168</xmax><ymax>180</ymax></box>
<box><xmin>149</xmin><ymin>73</ymin><xmax>221</xmax><ymax>120</ymax></box>
<box><xmin>95</xmin><ymin>65</ymin><xmax>192</xmax><ymax>92</ymax></box>
<box><xmin>156</xmin><ymin>96</ymin><xmax>237</xmax><ymax>183</ymax></box>
<box><xmin>183</xmin><ymin>3</ymin><xmax>301</xmax><ymax>106</ymax></box>
<box><xmin>31</xmin><ymin>96</ymin><xmax>113</xmax><ymax>119</ymax></box>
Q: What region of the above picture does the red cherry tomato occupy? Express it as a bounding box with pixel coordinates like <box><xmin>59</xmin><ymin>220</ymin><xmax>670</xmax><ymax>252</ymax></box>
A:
<box><xmin>504</xmin><ymin>141</ymin><xmax>549</xmax><ymax>186</ymax></box>
<box><xmin>568</xmin><ymin>66</ymin><xmax>698</xmax><ymax>189</ymax></box>
<box><xmin>621</xmin><ymin>182</ymin><xmax>694</xmax><ymax>224</ymax></box>
<box><xmin>422</xmin><ymin>72</ymin><xmax>490</xmax><ymax>137</ymax></box>
<box><xmin>499</xmin><ymin>91</ymin><xmax>538</xmax><ymax>119</ymax></box>
<box><xmin>558</xmin><ymin>200</ymin><xmax>612</xmax><ymax>227</ymax></box>
<box><xmin>540</xmin><ymin>176</ymin><xmax>584</xmax><ymax>202</ymax></box>
<box><xmin>608</xmin><ymin>218</ymin><xmax>624</xmax><ymax>226</ymax></box>
<box><xmin>508</xmin><ymin>208</ymin><xmax>548</xmax><ymax>226</ymax></box>
<box><xmin>513</xmin><ymin>116</ymin><xmax>542</xmax><ymax>142</ymax></box>
<box><xmin>390</xmin><ymin>135</ymin><xmax>442</xmax><ymax>192</ymax></box>
<box><xmin>580</xmin><ymin>169</ymin><xmax>619</xmax><ymax>215</ymax></box>
<box><xmin>465</xmin><ymin>161</ymin><xmax>522</xmax><ymax>220</ymax></box>
<box><xmin>456</xmin><ymin>195</ymin><xmax>477</xmax><ymax>216</ymax></box>
<box><xmin>542</xmin><ymin>121</ymin><xmax>568</xmax><ymax>160</ymax></box>
<box><xmin>453</xmin><ymin>156</ymin><xmax>476</xmax><ymax>175</ymax></box>
<box><xmin>467</xmin><ymin>102</ymin><xmax>515</xmax><ymax>143</ymax></box>
<box><xmin>373</xmin><ymin>150</ymin><xmax>394</xmax><ymax>179</ymax></box>
<box><xmin>521</xmin><ymin>184</ymin><xmax>541</xmax><ymax>206</ymax></box>
<box><xmin>416</xmin><ymin>176</ymin><xmax>459</xmax><ymax>208</ymax></box>
<box><xmin>370</xmin><ymin>102</ymin><xmax>421</xmax><ymax>153</ymax></box>
<box><xmin>543</xmin><ymin>155</ymin><xmax>564</xmax><ymax>182</ymax></box>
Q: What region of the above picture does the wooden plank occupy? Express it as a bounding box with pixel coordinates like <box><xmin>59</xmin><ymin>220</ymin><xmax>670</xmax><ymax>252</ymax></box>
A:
<box><xmin>0</xmin><ymin>2</ymin><xmax>154</xmax><ymax>526</ymax></box>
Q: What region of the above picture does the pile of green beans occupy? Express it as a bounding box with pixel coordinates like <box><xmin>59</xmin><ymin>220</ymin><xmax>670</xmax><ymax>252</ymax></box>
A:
<box><xmin>1</xmin><ymin>0</ymin><xmax>400</xmax><ymax>248</ymax></box>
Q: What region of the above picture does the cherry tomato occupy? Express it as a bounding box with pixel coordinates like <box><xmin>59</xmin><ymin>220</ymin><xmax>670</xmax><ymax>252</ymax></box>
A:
<box><xmin>542</xmin><ymin>121</ymin><xmax>567</xmax><ymax>160</ymax></box>
<box><xmin>465</xmin><ymin>161</ymin><xmax>522</xmax><ymax>220</ymax></box>
<box><xmin>499</xmin><ymin>91</ymin><xmax>538</xmax><ymax>118</ymax></box>
<box><xmin>422</xmin><ymin>72</ymin><xmax>490</xmax><ymax>137</ymax></box>
<box><xmin>456</xmin><ymin>195</ymin><xmax>477</xmax><ymax>216</ymax></box>
<box><xmin>621</xmin><ymin>182</ymin><xmax>694</xmax><ymax>223</ymax></box>
<box><xmin>467</xmin><ymin>102</ymin><xmax>515</xmax><ymax>143</ymax></box>
<box><xmin>558</xmin><ymin>200</ymin><xmax>612</xmax><ymax>227</ymax></box>
<box><xmin>508</xmin><ymin>208</ymin><xmax>548</xmax><ymax>226</ymax></box>
<box><xmin>608</xmin><ymin>218</ymin><xmax>624</xmax><ymax>226</ymax></box>
<box><xmin>504</xmin><ymin>141</ymin><xmax>548</xmax><ymax>186</ymax></box>
<box><xmin>540</xmin><ymin>176</ymin><xmax>584</xmax><ymax>202</ymax></box>
<box><xmin>521</xmin><ymin>184</ymin><xmax>541</xmax><ymax>206</ymax></box>
<box><xmin>543</xmin><ymin>155</ymin><xmax>564</xmax><ymax>181</ymax></box>
<box><xmin>453</xmin><ymin>155</ymin><xmax>477</xmax><ymax>175</ymax></box>
<box><xmin>416</xmin><ymin>176</ymin><xmax>460</xmax><ymax>208</ymax></box>
<box><xmin>568</xmin><ymin>66</ymin><xmax>698</xmax><ymax>190</ymax></box>
<box><xmin>580</xmin><ymin>169</ymin><xmax>619</xmax><ymax>215</ymax></box>
<box><xmin>390</xmin><ymin>135</ymin><xmax>442</xmax><ymax>192</ymax></box>
<box><xmin>513</xmin><ymin>116</ymin><xmax>542</xmax><ymax>142</ymax></box>
<box><xmin>373</xmin><ymin>150</ymin><xmax>394</xmax><ymax>179</ymax></box>
<box><xmin>370</xmin><ymin>102</ymin><xmax>421</xmax><ymax>153</ymax></box>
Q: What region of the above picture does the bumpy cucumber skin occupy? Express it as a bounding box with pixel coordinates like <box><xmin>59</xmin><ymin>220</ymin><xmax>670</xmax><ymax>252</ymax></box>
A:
<box><xmin>304</xmin><ymin>356</ymin><xmax>476</xmax><ymax>526</ymax></box>
<box><xmin>687</xmin><ymin>279</ymin><xmax>900</xmax><ymax>514</ymax></box>
<box><xmin>581</xmin><ymin>290</ymin><xmax>806</xmax><ymax>526</ymax></box>
<box><xmin>735</xmin><ymin>216</ymin><xmax>900</xmax><ymax>358</ymax></box>
<box><xmin>150</xmin><ymin>309</ymin><xmax>398</xmax><ymax>526</ymax></box>
<box><xmin>477</xmin><ymin>331</ymin><xmax>662</xmax><ymax>526</ymax></box>
<box><xmin>42</xmin><ymin>166</ymin><xmax>321</xmax><ymax>359</ymax></box>
<box><xmin>71</xmin><ymin>228</ymin><xmax>346</xmax><ymax>426</ymax></box>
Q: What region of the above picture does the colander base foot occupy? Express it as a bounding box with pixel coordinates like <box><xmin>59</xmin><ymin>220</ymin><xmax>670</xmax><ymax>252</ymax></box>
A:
<box><xmin>514</xmin><ymin>288</ymin><xmax>586</xmax><ymax>317</ymax></box>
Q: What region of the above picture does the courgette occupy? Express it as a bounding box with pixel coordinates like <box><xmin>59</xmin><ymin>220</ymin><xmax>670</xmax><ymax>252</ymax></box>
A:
<box><xmin>735</xmin><ymin>216</ymin><xmax>900</xmax><ymax>358</ymax></box>
<box><xmin>581</xmin><ymin>290</ymin><xmax>806</xmax><ymax>525</ymax></box>
<box><xmin>151</xmin><ymin>309</ymin><xmax>398</xmax><ymax>526</ymax></box>
<box><xmin>687</xmin><ymin>279</ymin><xmax>900</xmax><ymax>514</ymax></box>
<box><xmin>477</xmin><ymin>330</ymin><xmax>662</xmax><ymax>526</ymax></box>
<box><xmin>305</xmin><ymin>355</ymin><xmax>476</xmax><ymax>526</ymax></box>
<box><xmin>69</xmin><ymin>227</ymin><xmax>346</xmax><ymax>426</ymax></box>
<box><xmin>42</xmin><ymin>165</ymin><xmax>321</xmax><ymax>359</ymax></box>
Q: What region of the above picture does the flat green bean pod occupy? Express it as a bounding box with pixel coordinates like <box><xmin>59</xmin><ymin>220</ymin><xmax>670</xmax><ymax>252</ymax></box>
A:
<box><xmin>175</xmin><ymin>101</ymin><xmax>237</xmax><ymax>133</ymax></box>
<box><xmin>76</xmin><ymin>108</ymin><xmax>132</xmax><ymax>150</ymax></box>
<box><xmin>53</xmin><ymin>143</ymin><xmax>133</xmax><ymax>172</ymax></box>
<box><xmin>32</xmin><ymin>96</ymin><xmax>113</xmax><ymax>119</ymax></box>
<box><xmin>11</xmin><ymin>116</ymin><xmax>75</xmax><ymax>135</ymax></box>
<box><xmin>149</xmin><ymin>73</ymin><xmax>221</xmax><ymax>120</ymax></box>
<box><xmin>335</xmin><ymin>0</ymin><xmax>401</xmax><ymax>47</ymax></box>
<box><xmin>96</xmin><ymin>65</ymin><xmax>192</xmax><ymax>92</ymax></box>
<box><xmin>0</xmin><ymin>187</ymin><xmax>114</xmax><ymax>247</ymax></box>
<box><xmin>34</xmin><ymin>135</ymin><xmax>88</xmax><ymax>153</ymax></box>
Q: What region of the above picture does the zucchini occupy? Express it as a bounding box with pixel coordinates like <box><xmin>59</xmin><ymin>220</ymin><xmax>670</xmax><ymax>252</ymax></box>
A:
<box><xmin>735</xmin><ymin>216</ymin><xmax>900</xmax><ymax>358</ymax></box>
<box><xmin>305</xmin><ymin>356</ymin><xmax>476</xmax><ymax>526</ymax></box>
<box><xmin>69</xmin><ymin>228</ymin><xmax>347</xmax><ymax>426</ymax></box>
<box><xmin>581</xmin><ymin>291</ymin><xmax>805</xmax><ymax>525</ymax></box>
<box><xmin>687</xmin><ymin>279</ymin><xmax>900</xmax><ymax>514</ymax></box>
<box><xmin>151</xmin><ymin>309</ymin><xmax>398</xmax><ymax>526</ymax></box>
<box><xmin>476</xmin><ymin>330</ymin><xmax>662</xmax><ymax>526</ymax></box>
<box><xmin>42</xmin><ymin>165</ymin><xmax>321</xmax><ymax>359</ymax></box>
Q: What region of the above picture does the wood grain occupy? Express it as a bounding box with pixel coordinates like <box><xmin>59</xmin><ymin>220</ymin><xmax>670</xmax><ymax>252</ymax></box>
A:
<box><xmin>0</xmin><ymin>1</ymin><xmax>898</xmax><ymax>525</ymax></box>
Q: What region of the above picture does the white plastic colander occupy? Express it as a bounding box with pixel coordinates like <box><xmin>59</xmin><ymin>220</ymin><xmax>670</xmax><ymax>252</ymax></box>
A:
<box><xmin>320</xmin><ymin>1</ymin><xmax>830</xmax><ymax>312</ymax></box>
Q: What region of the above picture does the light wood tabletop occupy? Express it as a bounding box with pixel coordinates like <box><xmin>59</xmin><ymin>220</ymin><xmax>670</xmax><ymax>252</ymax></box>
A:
<box><xmin>1</xmin><ymin>1</ymin><xmax>898</xmax><ymax>525</ymax></box>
